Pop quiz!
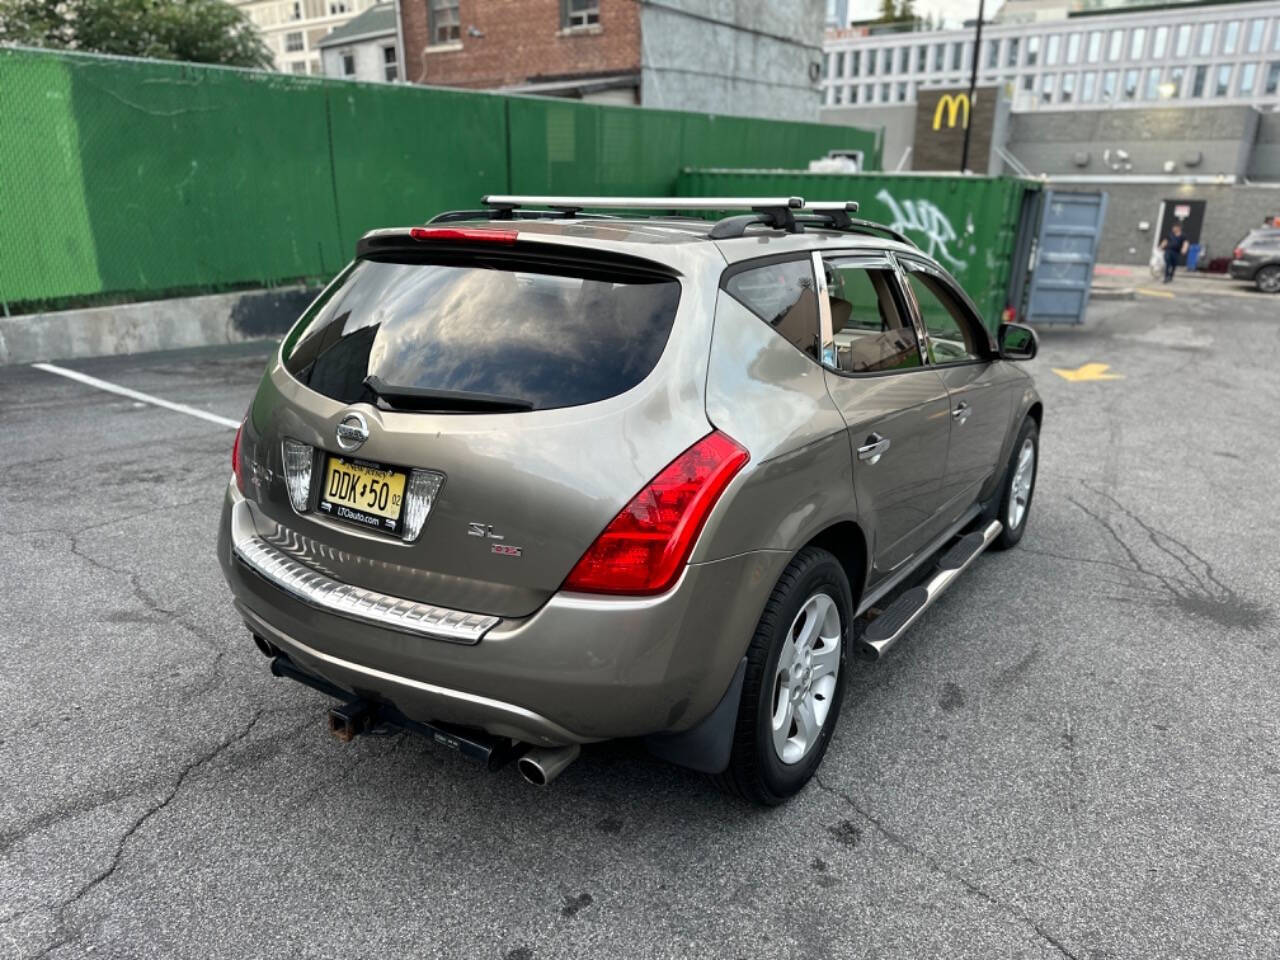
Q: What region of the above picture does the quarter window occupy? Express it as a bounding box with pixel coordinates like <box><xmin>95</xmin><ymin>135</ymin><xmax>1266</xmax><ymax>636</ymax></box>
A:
<box><xmin>724</xmin><ymin>260</ymin><xmax>820</xmax><ymax>361</ymax></box>
<box><xmin>429</xmin><ymin>0</ymin><xmax>460</xmax><ymax>44</ymax></box>
<box><xmin>901</xmin><ymin>266</ymin><xmax>984</xmax><ymax>366</ymax></box>
<box><xmin>820</xmin><ymin>259</ymin><xmax>920</xmax><ymax>375</ymax></box>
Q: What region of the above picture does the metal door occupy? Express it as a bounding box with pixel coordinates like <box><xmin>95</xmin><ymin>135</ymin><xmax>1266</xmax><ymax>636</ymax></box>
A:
<box><xmin>1024</xmin><ymin>190</ymin><xmax>1108</xmax><ymax>326</ymax></box>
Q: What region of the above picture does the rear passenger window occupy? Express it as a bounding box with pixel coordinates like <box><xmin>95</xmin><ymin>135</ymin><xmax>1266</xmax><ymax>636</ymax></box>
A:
<box><xmin>724</xmin><ymin>259</ymin><xmax>820</xmax><ymax>361</ymax></box>
<box><xmin>821</xmin><ymin>258</ymin><xmax>922</xmax><ymax>374</ymax></box>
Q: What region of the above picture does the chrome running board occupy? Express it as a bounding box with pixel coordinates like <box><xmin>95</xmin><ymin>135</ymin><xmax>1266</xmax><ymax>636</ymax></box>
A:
<box><xmin>857</xmin><ymin>520</ymin><xmax>1003</xmax><ymax>660</ymax></box>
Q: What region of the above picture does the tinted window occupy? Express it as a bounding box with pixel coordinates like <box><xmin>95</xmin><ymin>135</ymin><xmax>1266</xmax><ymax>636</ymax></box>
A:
<box><xmin>822</xmin><ymin>258</ymin><xmax>921</xmax><ymax>374</ymax></box>
<box><xmin>282</xmin><ymin>258</ymin><xmax>680</xmax><ymax>411</ymax></box>
<box><xmin>901</xmin><ymin>266</ymin><xmax>985</xmax><ymax>365</ymax></box>
<box><xmin>724</xmin><ymin>259</ymin><xmax>820</xmax><ymax>361</ymax></box>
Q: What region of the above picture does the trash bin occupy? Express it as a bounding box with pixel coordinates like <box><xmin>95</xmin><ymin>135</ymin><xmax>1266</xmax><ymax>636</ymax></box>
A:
<box><xmin>1187</xmin><ymin>243</ymin><xmax>1202</xmax><ymax>271</ymax></box>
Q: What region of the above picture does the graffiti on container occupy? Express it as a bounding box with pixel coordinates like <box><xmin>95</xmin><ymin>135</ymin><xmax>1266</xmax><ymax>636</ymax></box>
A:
<box><xmin>875</xmin><ymin>189</ymin><xmax>968</xmax><ymax>272</ymax></box>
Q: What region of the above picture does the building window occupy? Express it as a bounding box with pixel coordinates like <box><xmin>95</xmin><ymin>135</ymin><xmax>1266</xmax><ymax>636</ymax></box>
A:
<box><xmin>833</xmin><ymin>84</ymin><xmax>844</xmax><ymax>104</ymax></box>
<box><xmin>917</xmin><ymin>44</ymin><xmax>927</xmax><ymax>71</ymax></box>
<box><xmin>1239</xmin><ymin>62</ymin><xmax>1258</xmax><ymax>95</ymax></box>
<box><xmin>1081</xmin><ymin>71</ymin><xmax>1096</xmax><ymax>102</ymax></box>
<box><xmin>987</xmin><ymin>39</ymin><xmax>999</xmax><ymax>68</ymax></box>
<box><xmin>880</xmin><ymin>82</ymin><xmax>890</xmax><ymax>101</ymax></box>
<box><xmin>1046</xmin><ymin>34</ymin><xmax>1060</xmax><ymax>65</ymax></box>
<box><xmin>341</xmin><ymin>52</ymin><xmax>355</xmax><ymax>76</ymax></box>
<box><xmin>430</xmin><ymin>0</ymin><xmax>460</xmax><ymax>44</ymax></box>
<box><xmin>1265</xmin><ymin>61</ymin><xmax>1280</xmax><ymax>95</ymax></box>
<box><xmin>835</xmin><ymin>51</ymin><xmax>845</xmax><ymax>77</ymax></box>
<box><xmin>867</xmin><ymin>50</ymin><xmax>876</xmax><ymax>76</ymax></box>
<box><xmin>329</xmin><ymin>0</ymin><xmax>348</xmax><ymax>14</ymax></box>
<box><xmin>951</xmin><ymin>41</ymin><xmax>963</xmax><ymax>71</ymax></box>
<box><xmin>562</xmin><ymin>0</ymin><xmax>599</xmax><ymax>28</ymax></box>
<box><xmin>1222</xmin><ymin>21</ymin><xmax>1240</xmax><ymax>55</ymax></box>
<box><xmin>1040</xmin><ymin>73</ymin><xmax>1054</xmax><ymax>104</ymax></box>
<box><xmin>1129</xmin><ymin>27</ymin><xmax>1146</xmax><ymax>59</ymax></box>
<box><xmin>1065</xmin><ymin>33</ymin><xmax>1080</xmax><ymax>64</ymax></box>
<box><xmin>1061</xmin><ymin>72</ymin><xmax>1075</xmax><ymax>102</ymax></box>
<box><xmin>1107</xmin><ymin>29</ymin><xmax>1123</xmax><ymax>61</ymax></box>
<box><xmin>1152</xmin><ymin>26</ymin><xmax>1167</xmax><ymax>59</ymax></box>
<box><xmin>849</xmin><ymin>85</ymin><xmax>858</xmax><ymax>103</ymax></box>
<box><xmin>289</xmin><ymin>1</ymin><xmax>301</xmax><ymax>21</ymax></box>
<box><xmin>383</xmin><ymin>44</ymin><xmax>398</xmax><ymax>81</ymax></box>
<box><xmin>899</xmin><ymin>46</ymin><xmax>909</xmax><ymax>73</ymax></box>
<box><xmin>934</xmin><ymin>43</ymin><xmax>945</xmax><ymax>71</ymax></box>
<box><xmin>1007</xmin><ymin>37</ymin><xmax>1019</xmax><ymax>67</ymax></box>
<box><xmin>1027</xmin><ymin>36</ymin><xmax>1040</xmax><ymax>66</ymax></box>
<box><xmin>1174</xmin><ymin>24</ymin><xmax>1191</xmax><ymax>57</ymax></box>
<box><xmin>1122</xmin><ymin>68</ymin><xmax>1138</xmax><ymax>100</ymax></box>
<box><xmin>1143</xmin><ymin>67</ymin><xmax>1160</xmax><ymax>99</ymax></box>
<box><xmin>1246</xmin><ymin>19</ymin><xmax>1264</xmax><ymax>54</ymax></box>
<box><xmin>822</xmin><ymin>53</ymin><xmax>830</xmax><ymax>79</ymax></box>
<box><xmin>897</xmin><ymin>81</ymin><xmax>908</xmax><ymax>101</ymax></box>
<box><xmin>851</xmin><ymin>51</ymin><xmax>860</xmax><ymax>75</ymax></box>
<box><xmin>1192</xmin><ymin>64</ymin><xmax>1207</xmax><ymax>97</ymax></box>
<box><xmin>290</xmin><ymin>61</ymin><xmax>307</xmax><ymax>74</ymax></box>
<box><xmin>1086</xmin><ymin>31</ymin><xmax>1100</xmax><ymax>63</ymax></box>
<box><xmin>1101</xmin><ymin>70</ymin><xmax>1117</xmax><ymax>101</ymax></box>
<box><xmin>284</xmin><ymin>31</ymin><xmax>304</xmax><ymax>52</ymax></box>
<box><xmin>1214</xmin><ymin>63</ymin><xmax>1232</xmax><ymax>97</ymax></box>
<box><xmin>1198</xmin><ymin>23</ymin><xmax>1215</xmax><ymax>57</ymax></box>
<box><xmin>1021</xmin><ymin>74</ymin><xmax>1034</xmax><ymax>91</ymax></box>
<box><xmin>881</xmin><ymin>48</ymin><xmax>891</xmax><ymax>74</ymax></box>
<box><xmin>1168</xmin><ymin>66</ymin><xmax>1184</xmax><ymax>97</ymax></box>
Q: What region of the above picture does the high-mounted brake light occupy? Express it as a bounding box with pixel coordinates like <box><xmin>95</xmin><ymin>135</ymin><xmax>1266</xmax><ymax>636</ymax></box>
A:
<box><xmin>232</xmin><ymin>419</ymin><xmax>246</xmax><ymax>493</ymax></box>
<box><xmin>409</xmin><ymin>226</ymin><xmax>518</xmax><ymax>245</ymax></box>
<box><xmin>563</xmin><ymin>431</ymin><xmax>749</xmax><ymax>596</ymax></box>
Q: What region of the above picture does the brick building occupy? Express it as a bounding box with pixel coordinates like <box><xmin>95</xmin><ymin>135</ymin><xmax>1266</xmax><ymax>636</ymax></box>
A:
<box><xmin>398</xmin><ymin>0</ymin><xmax>827</xmax><ymax>120</ymax></box>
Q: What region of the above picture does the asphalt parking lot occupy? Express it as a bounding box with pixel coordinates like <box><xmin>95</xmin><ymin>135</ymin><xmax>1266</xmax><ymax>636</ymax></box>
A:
<box><xmin>2</xmin><ymin>283</ymin><xmax>1278</xmax><ymax>960</ymax></box>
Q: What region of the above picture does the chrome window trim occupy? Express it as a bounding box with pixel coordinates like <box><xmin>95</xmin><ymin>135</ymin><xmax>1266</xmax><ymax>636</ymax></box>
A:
<box><xmin>232</xmin><ymin>531</ymin><xmax>499</xmax><ymax>644</ymax></box>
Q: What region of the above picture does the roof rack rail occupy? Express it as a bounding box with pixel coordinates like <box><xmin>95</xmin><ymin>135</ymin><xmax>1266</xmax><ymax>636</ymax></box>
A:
<box><xmin>796</xmin><ymin>202</ymin><xmax>917</xmax><ymax>248</ymax></box>
<box><xmin>482</xmin><ymin>194</ymin><xmax>805</xmax><ymax>235</ymax></box>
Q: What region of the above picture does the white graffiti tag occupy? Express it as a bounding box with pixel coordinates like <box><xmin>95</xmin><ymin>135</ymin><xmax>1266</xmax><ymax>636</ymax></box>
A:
<box><xmin>875</xmin><ymin>189</ymin><xmax>968</xmax><ymax>272</ymax></box>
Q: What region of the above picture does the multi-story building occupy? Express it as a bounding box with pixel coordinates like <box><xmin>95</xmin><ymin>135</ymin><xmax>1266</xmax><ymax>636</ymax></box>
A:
<box><xmin>821</xmin><ymin>0</ymin><xmax>1280</xmax><ymax>111</ymax></box>
<box><xmin>232</xmin><ymin>0</ymin><xmax>385</xmax><ymax>75</ymax></box>
<box><xmin>397</xmin><ymin>0</ymin><xmax>827</xmax><ymax>121</ymax></box>
<box><xmin>318</xmin><ymin>2</ymin><xmax>400</xmax><ymax>81</ymax></box>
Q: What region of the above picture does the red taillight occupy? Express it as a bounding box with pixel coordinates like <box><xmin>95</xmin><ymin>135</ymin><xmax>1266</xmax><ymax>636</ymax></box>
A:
<box><xmin>563</xmin><ymin>431</ymin><xmax>749</xmax><ymax>596</ymax></box>
<box><xmin>409</xmin><ymin>226</ymin><xmax>518</xmax><ymax>244</ymax></box>
<box><xmin>232</xmin><ymin>420</ymin><xmax>245</xmax><ymax>493</ymax></box>
<box><xmin>1234</xmin><ymin>246</ymin><xmax>1244</xmax><ymax>259</ymax></box>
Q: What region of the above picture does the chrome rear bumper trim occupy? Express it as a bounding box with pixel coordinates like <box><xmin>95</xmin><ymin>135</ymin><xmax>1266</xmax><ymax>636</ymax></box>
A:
<box><xmin>232</xmin><ymin>533</ymin><xmax>499</xmax><ymax>644</ymax></box>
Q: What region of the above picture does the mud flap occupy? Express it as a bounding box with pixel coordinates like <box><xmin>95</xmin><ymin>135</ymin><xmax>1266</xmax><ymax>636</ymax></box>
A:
<box><xmin>643</xmin><ymin>657</ymin><xmax>747</xmax><ymax>775</ymax></box>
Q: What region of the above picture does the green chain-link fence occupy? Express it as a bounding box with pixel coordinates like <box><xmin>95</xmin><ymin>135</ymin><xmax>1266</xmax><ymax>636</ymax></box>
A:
<box><xmin>0</xmin><ymin>46</ymin><xmax>881</xmax><ymax>312</ymax></box>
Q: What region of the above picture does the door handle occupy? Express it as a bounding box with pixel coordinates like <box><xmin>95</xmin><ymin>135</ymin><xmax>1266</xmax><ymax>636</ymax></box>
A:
<box><xmin>857</xmin><ymin>433</ymin><xmax>891</xmax><ymax>465</ymax></box>
<box><xmin>952</xmin><ymin>401</ymin><xmax>971</xmax><ymax>424</ymax></box>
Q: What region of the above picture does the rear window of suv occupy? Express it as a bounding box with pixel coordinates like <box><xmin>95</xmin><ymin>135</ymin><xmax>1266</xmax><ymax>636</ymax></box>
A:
<box><xmin>282</xmin><ymin>257</ymin><xmax>681</xmax><ymax>411</ymax></box>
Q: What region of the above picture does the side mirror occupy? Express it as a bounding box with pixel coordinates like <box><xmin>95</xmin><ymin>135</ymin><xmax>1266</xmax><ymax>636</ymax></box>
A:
<box><xmin>998</xmin><ymin>323</ymin><xmax>1038</xmax><ymax>361</ymax></box>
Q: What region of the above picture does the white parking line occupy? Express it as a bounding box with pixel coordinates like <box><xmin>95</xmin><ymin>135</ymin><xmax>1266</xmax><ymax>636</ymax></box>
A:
<box><xmin>31</xmin><ymin>362</ymin><xmax>240</xmax><ymax>430</ymax></box>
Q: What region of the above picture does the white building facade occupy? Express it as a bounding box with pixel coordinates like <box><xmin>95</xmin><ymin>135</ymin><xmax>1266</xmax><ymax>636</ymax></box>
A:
<box><xmin>232</xmin><ymin>0</ymin><xmax>384</xmax><ymax>75</ymax></box>
<box><xmin>821</xmin><ymin>1</ymin><xmax>1280</xmax><ymax>111</ymax></box>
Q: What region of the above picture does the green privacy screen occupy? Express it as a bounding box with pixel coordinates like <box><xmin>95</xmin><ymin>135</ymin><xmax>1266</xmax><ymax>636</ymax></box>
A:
<box><xmin>0</xmin><ymin>47</ymin><xmax>880</xmax><ymax>308</ymax></box>
<box><xmin>678</xmin><ymin>168</ymin><xmax>1039</xmax><ymax>332</ymax></box>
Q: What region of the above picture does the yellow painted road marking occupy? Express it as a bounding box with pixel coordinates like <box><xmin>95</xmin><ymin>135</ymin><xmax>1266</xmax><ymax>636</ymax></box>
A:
<box><xmin>1136</xmin><ymin>287</ymin><xmax>1176</xmax><ymax>299</ymax></box>
<box><xmin>1052</xmin><ymin>363</ymin><xmax>1124</xmax><ymax>382</ymax></box>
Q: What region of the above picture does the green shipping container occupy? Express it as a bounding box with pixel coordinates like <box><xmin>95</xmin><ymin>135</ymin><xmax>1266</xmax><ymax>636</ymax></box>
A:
<box><xmin>677</xmin><ymin>168</ymin><xmax>1040</xmax><ymax>332</ymax></box>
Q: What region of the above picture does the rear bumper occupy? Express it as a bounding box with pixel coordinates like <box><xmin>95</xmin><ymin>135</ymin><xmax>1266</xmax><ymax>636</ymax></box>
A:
<box><xmin>218</xmin><ymin>484</ymin><xmax>788</xmax><ymax>745</ymax></box>
<box><xmin>1229</xmin><ymin>260</ymin><xmax>1256</xmax><ymax>280</ymax></box>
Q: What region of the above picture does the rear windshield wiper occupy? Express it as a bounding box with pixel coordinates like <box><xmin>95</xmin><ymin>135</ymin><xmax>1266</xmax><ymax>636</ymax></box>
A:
<box><xmin>363</xmin><ymin>376</ymin><xmax>534</xmax><ymax>413</ymax></box>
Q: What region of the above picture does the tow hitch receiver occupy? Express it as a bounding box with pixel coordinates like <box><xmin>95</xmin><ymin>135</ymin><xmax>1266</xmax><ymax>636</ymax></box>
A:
<box><xmin>270</xmin><ymin>655</ymin><xmax>528</xmax><ymax>771</ymax></box>
<box><xmin>328</xmin><ymin>700</ymin><xmax>376</xmax><ymax>742</ymax></box>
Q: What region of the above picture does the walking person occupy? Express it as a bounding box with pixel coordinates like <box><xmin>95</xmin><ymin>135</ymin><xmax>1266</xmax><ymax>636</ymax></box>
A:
<box><xmin>1160</xmin><ymin>223</ymin><xmax>1188</xmax><ymax>283</ymax></box>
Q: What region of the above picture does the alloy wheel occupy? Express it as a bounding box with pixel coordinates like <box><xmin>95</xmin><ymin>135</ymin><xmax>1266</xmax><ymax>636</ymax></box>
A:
<box><xmin>1008</xmin><ymin>437</ymin><xmax>1036</xmax><ymax>531</ymax></box>
<box><xmin>771</xmin><ymin>592</ymin><xmax>841</xmax><ymax>765</ymax></box>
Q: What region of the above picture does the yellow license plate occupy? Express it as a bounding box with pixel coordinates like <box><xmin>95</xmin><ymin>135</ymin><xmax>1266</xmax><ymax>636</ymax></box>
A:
<box><xmin>319</xmin><ymin>456</ymin><xmax>407</xmax><ymax>534</ymax></box>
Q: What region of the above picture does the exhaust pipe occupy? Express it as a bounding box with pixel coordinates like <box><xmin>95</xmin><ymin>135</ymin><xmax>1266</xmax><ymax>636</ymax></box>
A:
<box><xmin>517</xmin><ymin>744</ymin><xmax>581</xmax><ymax>786</ymax></box>
<box><xmin>252</xmin><ymin>634</ymin><xmax>276</xmax><ymax>659</ymax></box>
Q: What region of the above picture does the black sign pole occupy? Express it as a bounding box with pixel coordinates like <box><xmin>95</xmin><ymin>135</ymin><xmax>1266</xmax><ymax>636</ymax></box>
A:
<box><xmin>960</xmin><ymin>0</ymin><xmax>985</xmax><ymax>174</ymax></box>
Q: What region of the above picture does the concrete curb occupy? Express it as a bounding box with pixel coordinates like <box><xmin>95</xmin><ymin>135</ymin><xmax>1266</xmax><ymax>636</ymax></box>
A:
<box><xmin>0</xmin><ymin>286</ymin><xmax>320</xmax><ymax>366</ymax></box>
<box><xmin>1089</xmin><ymin>286</ymin><xmax>1137</xmax><ymax>301</ymax></box>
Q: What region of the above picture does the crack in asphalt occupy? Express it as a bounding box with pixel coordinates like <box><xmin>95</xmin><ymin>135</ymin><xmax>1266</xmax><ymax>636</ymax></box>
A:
<box><xmin>812</xmin><ymin>777</ymin><xmax>1083</xmax><ymax>960</ymax></box>
<box><xmin>18</xmin><ymin>710</ymin><xmax>269</xmax><ymax>959</ymax></box>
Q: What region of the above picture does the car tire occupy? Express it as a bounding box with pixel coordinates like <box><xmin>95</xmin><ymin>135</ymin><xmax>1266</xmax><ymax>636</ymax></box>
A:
<box><xmin>1256</xmin><ymin>265</ymin><xmax>1280</xmax><ymax>294</ymax></box>
<box><xmin>712</xmin><ymin>547</ymin><xmax>853</xmax><ymax>806</ymax></box>
<box><xmin>991</xmin><ymin>417</ymin><xmax>1039</xmax><ymax>551</ymax></box>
